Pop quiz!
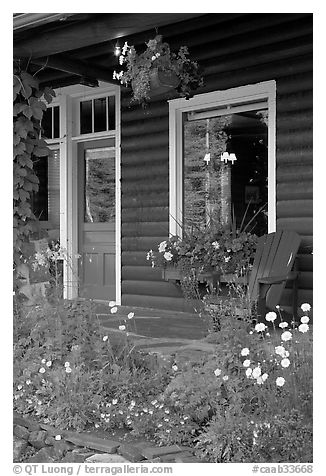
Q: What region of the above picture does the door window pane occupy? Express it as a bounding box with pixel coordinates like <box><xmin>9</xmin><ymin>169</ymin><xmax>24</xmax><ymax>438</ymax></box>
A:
<box><xmin>84</xmin><ymin>147</ymin><xmax>115</xmax><ymax>223</ymax></box>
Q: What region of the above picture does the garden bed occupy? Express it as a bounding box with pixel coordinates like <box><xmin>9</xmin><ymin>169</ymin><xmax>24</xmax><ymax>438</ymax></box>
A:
<box><xmin>13</xmin><ymin>295</ymin><xmax>313</xmax><ymax>463</ymax></box>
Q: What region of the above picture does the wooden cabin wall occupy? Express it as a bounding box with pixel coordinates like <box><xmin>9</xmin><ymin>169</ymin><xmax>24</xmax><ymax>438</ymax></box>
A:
<box><xmin>120</xmin><ymin>13</ymin><xmax>313</xmax><ymax>311</ymax></box>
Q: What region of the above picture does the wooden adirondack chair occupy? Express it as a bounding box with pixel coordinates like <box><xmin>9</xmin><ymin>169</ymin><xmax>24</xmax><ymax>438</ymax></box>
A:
<box><xmin>247</xmin><ymin>229</ymin><xmax>301</xmax><ymax>319</ymax></box>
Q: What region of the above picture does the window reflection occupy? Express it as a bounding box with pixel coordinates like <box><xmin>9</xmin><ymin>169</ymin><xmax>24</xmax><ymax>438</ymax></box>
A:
<box><xmin>183</xmin><ymin>110</ymin><xmax>268</xmax><ymax>235</ymax></box>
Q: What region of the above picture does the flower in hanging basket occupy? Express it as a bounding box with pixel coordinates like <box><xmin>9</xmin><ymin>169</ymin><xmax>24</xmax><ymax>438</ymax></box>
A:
<box><xmin>113</xmin><ymin>35</ymin><xmax>204</xmax><ymax>106</ymax></box>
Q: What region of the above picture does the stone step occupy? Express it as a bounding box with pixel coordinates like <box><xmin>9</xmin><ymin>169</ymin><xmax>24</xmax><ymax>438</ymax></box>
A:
<box><xmin>64</xmin><ymin>433</ymin><xmax>120</xmax><ymax>454</ymax></box>
<box><xmin>118</xmin><ymin>444</ymin><xmax>146</xmax><ymax>462</ymax></box>
<box><xmin>86</xmin><ymin>453</ymin><xmax>129</xmax><ymax>463</ymax></box>
<box><xmin>141</xmin><ymin>445</ymin><xmax>191</xmax><ymax>460</ymax></box>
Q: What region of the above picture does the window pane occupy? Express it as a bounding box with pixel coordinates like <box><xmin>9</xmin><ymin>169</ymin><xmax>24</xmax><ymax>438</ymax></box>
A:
<box><xmin>53</xmin><ymin>106</ymin><xmax>60</xmax><ymax>138</ymax></box>
<box><xmin>48</xmin><ymin>149</ymin><xmax>60</xmax><ymax>227</ymax></box>
<box><xmin>80</xmin><ymin>100</ymin><xmax>92</xmax><ymax>134</ymax></box>
<box><xmin>94</xmin><ymin>97</ymin><xmax>107</xmax><ymax>132</ymax></box>
<box><xmin>108</xmin><ymin>96</ymin><xmax>115</xmax><ymax>130</ymax></box>
<box><xmin>42</xmin><ymin>108</ymin><xmax>52</xmax><ymax>139</ymax></box>
<box><xmin>84</xmin><ymin>147</ymin><xmax>115</xmax><ymax>223</ymax></box>
<box><xmin>32</xmin><ymin>158</ymin><xmax>48</xmax><ymax>221</ymax></box>
<box><xmin>183</xmin><ymin>110</ymin><xmax>268</xmax><ymax>235</ymax></box>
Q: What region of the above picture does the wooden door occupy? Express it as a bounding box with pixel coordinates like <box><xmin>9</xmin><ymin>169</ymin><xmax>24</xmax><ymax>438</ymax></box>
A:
<box><xmin>78</xmin><ymin>139</ymin><xmax>116</xmax><ymax>300</ymax></box>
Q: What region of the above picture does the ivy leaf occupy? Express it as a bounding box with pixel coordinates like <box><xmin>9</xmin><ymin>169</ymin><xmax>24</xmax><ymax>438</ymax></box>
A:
<box><xmin>29</xmin><ymin>97</ymin><xmax>47</xmax><ymax>121</ymax></box>
<box><xmin>13</xmin><ymin>142</ymin><xmax>26</xmax><ymax>158</ymax></box>
<box><xmin>18</xmin><ymin>189</ymin><xmax>30</xmax><ymax>202</ymax></box>
<box><xmin>24</xmin><ymin>137</ymin><xmax>36</xmax><ymax>154</ymax></box>
<box><xmin>22</xmin><ymin>106</ymin><xmax>33</xmax><ymax>119</ymax></box>
<box><xmin>13</xmin><ymin>75</ymin><xmax>22</xmax><ymax>101</ymax></box>
<box><xmin>13</xmin><ymin>133</ymin><xmax>21</xmax><ymax>146</ymax></box>
<box><xmin>16</xmin><ymin>153</ymin><xmax>32</xmax><ymax>169</ymax></box>
<box><xmin>26</xmin><ymin>172</ymin><xmax>39</xmax><ymax>184</ymax></box>
<box><xmin>15</xmin><ymin>166</ymin><xmax>27</xmax><ymax>177</ymax></box>
<box><xmin>20</xmin><ymin>71</ymin><xmax>39</xmax><ymax>100</ymax></box>
<box><xmin>22</xmin><ymin>181</ymin><xmax>34</xmax><ymax>192</ymax></box>
<box><xmin>13</xmin><ymin>103</ymin><xmax>29</xmax><ymax>117</ymax></box>
<box><xmin>43</xmin><ymin>86</ymin><xmax>56</xmax><ymax>104</ymax></box>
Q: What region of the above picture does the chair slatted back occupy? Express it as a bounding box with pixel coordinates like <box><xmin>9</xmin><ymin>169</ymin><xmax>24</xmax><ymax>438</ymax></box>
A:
<box><xmin>248</xmin><ymin>230</ymin><xmax>301</xmax><ymax>309</ymax></box>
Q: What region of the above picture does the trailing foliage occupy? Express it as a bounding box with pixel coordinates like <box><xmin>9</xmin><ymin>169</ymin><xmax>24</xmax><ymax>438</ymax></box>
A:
<box><xmin>13</xmin><ymin>68</ymin><xmax>55</xmax><ymax>269</ymax></box>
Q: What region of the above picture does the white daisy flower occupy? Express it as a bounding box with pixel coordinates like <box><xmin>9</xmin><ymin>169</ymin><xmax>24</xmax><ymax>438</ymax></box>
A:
<box><xmin>300</xmin><ymin>316</ymin><xmax>309</xmax><ymax>324</ymax></box>
<box><xmin>281</xmin><ymin>331</ymin><xmax>292</xmax><ymax>342</ymax></box>
<box><xmin>252</xmin><ymin>367</ymin><xmax>261</xmax><ymax>379</ymax></box>
<box><xmin>276</xmin><ymin>377</ymin><xmax>285</xmax><ymax>387</ymax></box>
<box><xmin>246</xmin><ymin>368</ymin><xmax>253</xmax><ymax>377</ymax></box>
<box><xmin>279</xmin><ymin>322</ymin><xmax>288</xmax><ymax>329</ymax></box>
<box><xmin>281</xmin><ymin>358</ymin><xmax>290</xmax><ymax>368</ymax></box>
<box><xmin>255</xmin><ymin>322</ymin><xmax>267</xmax><ymax>332</ymax></box>
<box><xmin>241</xmin><ymin>348</ymin><xmax>250</xmax><ymax>356</ymax></box>
<box><xmin>298</xmin><ymin>323</ymin><xmax>309</xmax><ymax>333</ymax></box>
<box><xmin>265</xmin><ymin>311</ymin><xmax>277</xmax><ymax>322</ymax></box>
<box><xmin>300</xmin><ymin>303</ymin><xmax>311</xmax><ymax>312</ymax></box>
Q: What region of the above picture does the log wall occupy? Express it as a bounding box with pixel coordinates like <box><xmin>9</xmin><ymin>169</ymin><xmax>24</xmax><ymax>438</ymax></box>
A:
<box><xmin>120</xmin><ymin>13</ymin><xmax>313</xmax><ymax>311</ymax></box>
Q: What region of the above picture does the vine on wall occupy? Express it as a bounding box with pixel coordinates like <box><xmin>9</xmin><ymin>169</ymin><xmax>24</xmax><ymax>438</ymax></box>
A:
<box><xmin>13</xmin><ymin>68</ymin><xmax>55</xmax><ymax>269</ymax></box>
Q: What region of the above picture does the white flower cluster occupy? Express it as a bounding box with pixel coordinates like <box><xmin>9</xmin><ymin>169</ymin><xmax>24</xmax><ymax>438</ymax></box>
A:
<box><xmin>240</xmin><ymin>348</ymin><xmax>269</xmax><ymax>384</ymax></box>
<box><xmin>158</xmin><ymin>241</ymin><xmax>173</xmax><ymax>262</ymax></box>
<box><xmin>112</xmin><ymin>70</ymin><xmax>124</xmax><ymax>83</ymax></box>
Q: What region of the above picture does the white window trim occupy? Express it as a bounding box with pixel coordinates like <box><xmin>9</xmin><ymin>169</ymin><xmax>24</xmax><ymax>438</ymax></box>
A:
<box><xmin>169</xmin><ymin>81</ymin><xmax>276</xmax><ymax>237</ymax></box>
<box><xmin>54</xmin><ymin>83</ymin><xmax>121</xmax><ymax>304</ymax></box>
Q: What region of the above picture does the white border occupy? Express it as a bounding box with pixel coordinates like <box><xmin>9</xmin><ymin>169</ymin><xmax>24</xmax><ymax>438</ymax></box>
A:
<box><xmin>53</xmin><ymin>82</ymin><xmax>121</xmax><ymax>304</ymax></box>
<box><xmin>169</xmin><ymin>81</ymin><xmax>276</xmax><ymax>236</ymax></box>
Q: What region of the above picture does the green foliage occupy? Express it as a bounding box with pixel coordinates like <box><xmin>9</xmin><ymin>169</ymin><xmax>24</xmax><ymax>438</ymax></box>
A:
<box><xmin>148</xmin><ymin>226</ymin><xmax>258</xmax><ymax>277</ymax></box>
<box><xmin>195</xmin><ymin>409</ymin><xmax>312</xmax><ymax>463</ymax></box>
<box><xmin>13</xmin><ymin>298</ymin><xmax>172</xmax><ymax>430</ymax></box>
<box><xmin>114</xmin><ymin>35</ymin><xmax>204</xmax><ymax>105</ymax></box>
<box><xmin>13</xmin><ymin>68</ymin><xmax>55</xmax><ymax>268</ymax></box>
<box><xmin>194</xmin><ymin>306</ymin><xmax>313</xmax><ymax>463</ymax></box>
<box><xmin>13</xmin><ymin>295</ymin><xmax>312</xmax><ymax>461</ymax></box>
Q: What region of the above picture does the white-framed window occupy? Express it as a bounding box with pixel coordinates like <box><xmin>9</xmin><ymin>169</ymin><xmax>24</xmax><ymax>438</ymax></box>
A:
<box><xmin>32</xmin><ymin>103</ymin><xmax>63</xmax><ymax>238</ymax></box>
<box><xmin>169</xmin><ymin>81</ymin><xmax>276</xmax><ymax>237</ymax></box>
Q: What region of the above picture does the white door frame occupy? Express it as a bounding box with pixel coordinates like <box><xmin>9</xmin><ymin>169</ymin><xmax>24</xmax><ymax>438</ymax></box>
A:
<box><xmin>168</xmin><ymin>81</ymin><xmax>276</xmax><ymax>237</ymax></box>
<box><xmin>55</xmin><ymin>83</ymin><xmax>121</xmax><ymax>304</ymax></box>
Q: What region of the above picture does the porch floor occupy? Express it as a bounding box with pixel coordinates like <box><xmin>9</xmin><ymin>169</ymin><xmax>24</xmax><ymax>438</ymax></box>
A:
<box><xmin>95</xmin><ymin>303</ymin><xmax>215</xmax><ymax>358</ymax></box>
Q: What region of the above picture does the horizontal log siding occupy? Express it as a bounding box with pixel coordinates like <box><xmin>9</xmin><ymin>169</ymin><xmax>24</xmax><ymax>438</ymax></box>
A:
<box><xmin>120</xmin><ymin>13</ymin><xmax>312</xmax><ymax>310</ymax></box>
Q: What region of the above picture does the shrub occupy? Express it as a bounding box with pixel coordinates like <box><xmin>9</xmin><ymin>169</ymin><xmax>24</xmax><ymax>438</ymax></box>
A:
<box><xmin>194</xmin><ymin>304</ymin><xmax>313</xmax><ymax>462</ymax></box>
<box><xmin>13</xmin><ymin>297</ymin><xmax>158</xmax><ymax>430</ymax></box>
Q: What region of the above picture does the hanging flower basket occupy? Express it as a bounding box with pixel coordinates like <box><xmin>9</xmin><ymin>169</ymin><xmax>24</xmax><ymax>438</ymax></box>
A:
<box><xmin>113</xmin><ymin>35</ymin><xmax>203</xmax><ymax>106</ymax></box>
<box><xmin>148</xmin><ymin>68</ymin><xmax>180</xmax><ymax>96</ymax></box>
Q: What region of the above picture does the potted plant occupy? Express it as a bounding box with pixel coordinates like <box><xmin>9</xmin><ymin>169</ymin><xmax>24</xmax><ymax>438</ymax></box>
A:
<box><xmin>146</xmin><ymin>224</ymin><xmax>258</xmax><ymax>296</ymax></box>
<box><xmin>113</xmin><ymin>35</ymin><xmax>204</xmax><ymax>106</ymax></box>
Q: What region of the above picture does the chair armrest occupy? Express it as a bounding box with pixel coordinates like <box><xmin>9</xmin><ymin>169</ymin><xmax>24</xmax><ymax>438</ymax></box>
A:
<box><xmin>258</xmin><ymin>271</ymin><xmax>298</xmax><ymax>285</ymax></box>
